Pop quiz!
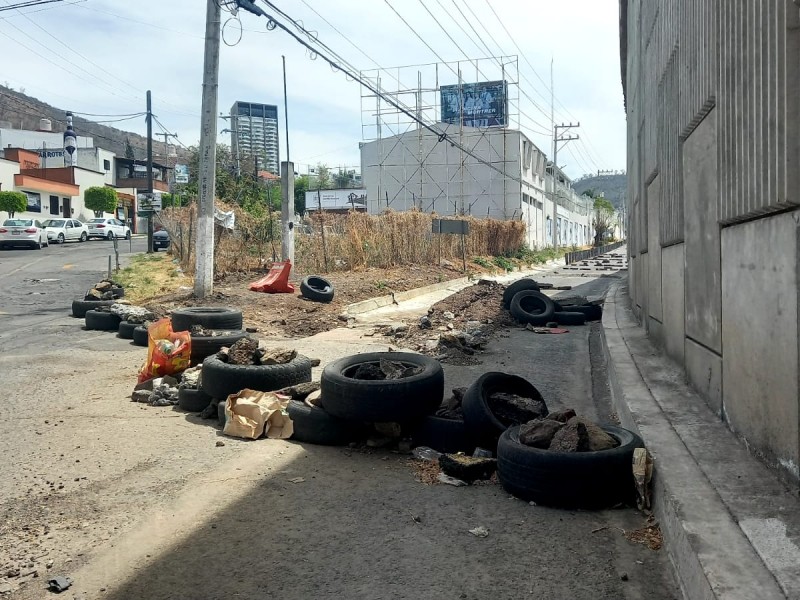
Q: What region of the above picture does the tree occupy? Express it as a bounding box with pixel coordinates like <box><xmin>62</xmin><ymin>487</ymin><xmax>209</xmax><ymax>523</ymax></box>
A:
<box><xmin>311</xmin><ymin>163</ymin><xmax>331</xmax><ymax>190</ymax></box>
<box><xmin>592</xmin><ymin>197</ymin><xmax>616</xmax><ymax>247</ymax></box>
<box><xmin>124</xmin><ymin>137</ymin><xmax>135</xmax><ymax>160</ymax></box>
<box><xmin>294</xmin><ymin>173</ymin><xmax>309</xmax><ymax>215</ymax></box>
<box><xmin>334</xmin><ymin>169</ymin><xmax>352</xmax><ymax>189</ymax></box>
<box><xmin>161</xmin><ymin>193</ymin><xmax>187</xmax><ymax>208</ymax></box>
<box><xmin>84</xmin><ymin>186</ymin><xmax>118</xmax><ymax>217</ymax></box>
<box><xmin>0</xmin><ymin>191</ymin><xmax>27</xmax><ymax>218</ymax></box>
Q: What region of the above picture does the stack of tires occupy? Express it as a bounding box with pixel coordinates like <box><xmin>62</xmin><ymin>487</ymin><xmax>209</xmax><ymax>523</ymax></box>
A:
<box><xmin>169</xmin><ymin>307</ymin><xmax>250</xmax><ymax>365</ymax></box>
<box><xmin>502</xmin><ymin>278</ymin><xmax>602</xmax><ymax>327</ymax></box>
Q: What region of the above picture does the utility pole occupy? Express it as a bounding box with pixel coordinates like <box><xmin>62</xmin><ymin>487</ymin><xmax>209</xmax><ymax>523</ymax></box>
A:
<box><xmin>195</xmin><ymin>0</ymin><xmax>221</xmax><ymax>298</ymax></box>
<box><xmin>550</xmin><ymin>120</ymin><xmax>580</xmax><ymax>251</ymax></box>
<box><xmin>282</xmin><ymin>55</ymin><xmax>290</xmax><ymax>163</ymax></box>
<box><xmin>146</xmin><ymin>90</ymin><xmax>154</xmax><ymax>254</ymax></box>
<box><xmin>281</xmin><ymin>160</ymin><xmax>295</xmax><ymax>264</ymax></box>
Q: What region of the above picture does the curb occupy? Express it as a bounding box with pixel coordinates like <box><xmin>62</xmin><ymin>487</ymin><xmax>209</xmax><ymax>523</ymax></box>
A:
<box><xmin>601</xmin><ymin>280</ymin><xmax>792</xmax><ymax>600</ymax></box>
<box><xmin>345</xmin><ymin>258</ymin><xmax>566</xmax><ymax>316</ymax></box>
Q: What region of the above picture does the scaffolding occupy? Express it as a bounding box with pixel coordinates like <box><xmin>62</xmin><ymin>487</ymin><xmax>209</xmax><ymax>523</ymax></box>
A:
<box><xmin>359</xmin><ymin>57</ymin><xmax>522</xmax><ymax>218</ymax></box>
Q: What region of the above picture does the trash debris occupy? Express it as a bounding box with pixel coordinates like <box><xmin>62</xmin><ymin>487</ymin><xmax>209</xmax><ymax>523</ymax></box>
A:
<box><xmin>438</xmin><ymin>473</ymin><xmax>468</xmax><ymax>487</ymax></box>
<box><xmin>248</xmin><ymin>259</ymin><xmax>295</xmax><ymax>293</ymax></box>
<box><xmin>110</xmin><ymin>304</ymin><xmax>154</xmax><ymax>324</ymax></box>
<box><xmin>439</xmin><ymin>453</ymin><xmax>497</xmax><ymax>482</ymax></box>
<box><xmin>137</xmin><ymin>319</ymin><xmax>191</xmax><ymax>383</ymax></box>
<box><xmin>47</xmin><ymin>576</ymin><xmax>72</xmax><ymax>593</ymax></box>
<box><xmin>288</xmin><ymin>477</ymin><xmax>306</xmax><ymax>483</ymax></box>
<box><xmin>625</xmin><ymin>515</ymin><xmax>663</xmax><ymax>550</ymax></box>
<box><xmin>468</xmin><ymin>526</ymin><xmax>489</xmax><ymax>537</ymax></box>
<box><xmin>222</xmin><ymin>389</ymin><xmax>293</xmax><ymax>440</ymax></box>
<box><xmin>525</xmin><ymin>324</ymin><xmax>569</xmax><ymax>334</ymax></box>
<box><xmin>412</xmin><ymin>446</ymin><xmax>442</xmax><ymax>462</ymax></box>
<box><xmin>130</xmin><ymin>389</ymin><xmax>153</xmax><ymax>404</ymax></box>
<box><xmin>149</xmin><ymin>382</ymin><xmax>180</xmax><ymax>407</ymax></box>
<box><xmin>179</xmin><ymin>365</ymin><xmax>202</xmax><ymax>390</ymax></box>
<box><xmin>633</xmin><ymin>447</ymin><xmax>653</xmax><ymax>510</ymax></box>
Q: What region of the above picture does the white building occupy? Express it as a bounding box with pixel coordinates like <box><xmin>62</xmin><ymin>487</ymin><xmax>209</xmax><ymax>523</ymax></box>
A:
<box><xmin>360</xmin><ymin>124</ymin><xmax>593</xmax><ymax>249</ymax></box>
<box><xmin>230</xmin><ymin>101</ymin><xmax>280</xmax><ymax>176</ymax></box>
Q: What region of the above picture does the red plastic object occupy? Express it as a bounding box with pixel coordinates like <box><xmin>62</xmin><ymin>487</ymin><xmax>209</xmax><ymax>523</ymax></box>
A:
<box><xmin>249</xmin><ymin>259</ymin><xmax>296</xmax><ymax>294</ymax></box>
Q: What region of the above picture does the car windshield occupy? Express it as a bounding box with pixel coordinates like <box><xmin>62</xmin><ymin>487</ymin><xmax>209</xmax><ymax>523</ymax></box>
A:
<box><xmin>43</xmin><ymin>219</ymin><xmax>65</xmax><ymax>227</ymax></box>
<box><xmin>88</xmin><ymin>218</ymin><xmax>105</xmax><ymax>223</ymax></box>
<box><xmin>3</xmin><ymin>219</ymin><xmax>33</xmax><ymax>227</ymax></box>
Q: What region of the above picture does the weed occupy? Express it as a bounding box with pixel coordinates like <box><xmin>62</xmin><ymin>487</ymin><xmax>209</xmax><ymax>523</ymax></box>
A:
<box><xmin>492</xmin><ymin>256</ymin><xmax>515</xmax><ymax>272</ymax></box>
<box><xmin>473</xmin><ymin>256</ymin><xmax>492</xmax><ymax>268</ymax></box>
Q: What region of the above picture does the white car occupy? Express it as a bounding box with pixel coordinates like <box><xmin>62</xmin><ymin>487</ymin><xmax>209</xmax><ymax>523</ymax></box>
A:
<box><xmin>42</xmin><ymin>218</ymin><xmax>89</xmax><ymax>244</ymax></box>
<box><xmin>87</xmin><ymin>218</ymin><xmax>131</xmax><ymax>240</ymax></box>
<box><xmin>0</xmin><ymin>218</ymin><xmax>49</xmax><ymax>249</ymax></box>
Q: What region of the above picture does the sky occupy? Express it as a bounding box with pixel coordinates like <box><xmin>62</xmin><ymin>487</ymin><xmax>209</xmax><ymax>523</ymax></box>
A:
<box><xmin>0</xmin><ymin>0</ymin><xmax>626</xmax><ymax>180</ymax></box>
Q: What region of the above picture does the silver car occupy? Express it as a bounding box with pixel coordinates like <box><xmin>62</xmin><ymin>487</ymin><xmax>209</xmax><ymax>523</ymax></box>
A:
<box><xmin>87</xmin><ymin>218</ymin><xmax>131</xmax><ymax>240</ymax></box>
<box><xmin>42</xmin><ymin>218</ymin><xmax>89</xmax><ymax>244</ymax></box>
<box><xmin>0</xmin><ymin>218</ymin><xmax>49</xmax><ymax>249</ymax></box>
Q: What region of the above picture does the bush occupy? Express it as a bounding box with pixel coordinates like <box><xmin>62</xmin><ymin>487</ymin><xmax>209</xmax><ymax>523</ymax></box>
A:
<box><xmin>84</xmin><ymin>186</ymin><xmax>118</xmax><ymax>216</ymax></box>
<box><xmin>0</xmin><ymin>191</ymin><xmax>27</xmax><ymax>217</ymax></box>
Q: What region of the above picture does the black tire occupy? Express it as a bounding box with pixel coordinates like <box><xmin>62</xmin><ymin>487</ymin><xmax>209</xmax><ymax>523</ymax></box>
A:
<box><xmin>118</xmin><ymin>320</ymin><xmax>137</xmax><ymax>339</ymax></box>
<box><xmin>536</xmin><ymin>282</ymin><xmax>554</xmax><ymax>290</ymax></box>
<box><xmin>462</xmin><ymin>372</ymin><xmax>547</xmax><ymax>450</ymax></box>
<box><xmin>171</xmin><ymin>307</ymin><xmax>243</xmax><ymax>332</ymax></box>
<box><xmin>218</xmin><ymin>399</ymin><xmax>226</xmax><ymax>426</ymax></box>
<box><xmin>567</xmin><ymin>304</ymin><xmax>603</xmax><ymax>321</ymax></box>
<box><xmin>509</xmin><ymin>290</ymin><xmax>556</xmax><ymax>325</ymax></box>
<box><xmin>410</xmin><ymin>416</ymin><xmax>475</xmax><ymax>454</ymax></box>
<box><xmin>502</xmin><ymin>278</ymin><xmax>540</xmax><ymax>309</ymax></box>
<box><xmin>80</xmin><ymin>231</ymin><xmax>88</xmax><ymax>242</ymax></box>
<box><xmin>71</xmin><ymin>298</ymin><xmax>114</xmax><ymax>318</ymax></box>
<box><xmin>85</xmin><ymin>309</ymin><xmax>121</xmax><ymax>331</ymax></box>
<box><xmin>132</xmin><ymin>325</ymin><xmax>149</xmax><ymax>347</ymax></box>
<box><xmin>288</xmin><ymin>400</ymin><xmax>364</xmax><ymax>446</ymax></box>
<box><xmin>125</xmin><ymin>230</ymin><xmax>131</xmax><ymax>240</ymax></box>
<box><xmin>554</xmin><ymin>311</ymin><xmax>587</xmax><ymax>326</ymax></box>
<box><xmin>57</xmin><ymin>233</ymin><xmax>65</xmax><ymax>244</ymax></box>
<box><xmin>497</xmin><ymin>425</ymin><xmax>644</xmax><ymax>508</ymax></box>
<box><xmin>178</xmin><ymin>387</ymin><xmax>213</xmax><ymax>412</ymax></box>
<box><xmin>109</xmin><ymin>287</ymin><xmax>124</xmax><ymax>299</ymax></box>
<box><xmin>320</xmin><ymin>352</ymin><xmax>444</xmax><ymax>422</ymax></box>
<box><xmin>552</xmin><ymin>295</ymin><xmax>589</xmax><ymax>311</ymax></box>
<box><xmin>300</xmin><ymin>275</ymin><xmax>334</xmax><ymax>303</ymax></box>
<box><xmin>190</xmin><ymin>331</ymin><xmax>250</xmax><ymax>362</ymax></box>
<box><xmin>201</xmin><ymin>354</ymin><xmax>313</xmax><ymax>400</ymax></box>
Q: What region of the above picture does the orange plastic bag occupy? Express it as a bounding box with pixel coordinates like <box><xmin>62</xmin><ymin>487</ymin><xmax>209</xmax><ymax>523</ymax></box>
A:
<box><xmin>248</xmin><ymin>259</ymin><xmax>295</xmax><ymax>293</ymax></box>
<box><xmin>137</xmin><ymin>318</ymin><xmax>192</xmax><ymax>383</ymax></box>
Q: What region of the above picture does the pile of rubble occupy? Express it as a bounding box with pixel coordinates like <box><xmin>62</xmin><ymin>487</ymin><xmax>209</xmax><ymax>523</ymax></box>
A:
<box><xmin>518</xmin><ymin>408</ymin><xmax>619</xmax><ymax>452</ymax></box>
<box><xmin>84</xmin><ymin>279</ymin><xmax>124</xmax><ymax>301</ymax></box>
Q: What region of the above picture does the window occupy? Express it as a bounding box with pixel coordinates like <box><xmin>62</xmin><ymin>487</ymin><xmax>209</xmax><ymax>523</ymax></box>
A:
<box><xmin>49</xmin><ymin>195</ymin><xmax>60</xmax><ymax>215</ymax></box>
<box><xmin>103</xmin><ymin>159</ymin><xmax>111</xmax><ymax>171</ymax></box>
<box><xmin>24</xmin><ymin>191</ymin><xmax>41</xmax><ymax>213</ymax></box>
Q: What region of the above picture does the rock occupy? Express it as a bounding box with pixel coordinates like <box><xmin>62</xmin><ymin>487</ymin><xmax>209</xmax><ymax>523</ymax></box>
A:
<box><xmin>548</xmin><ymin>418</ymin><xmax>590</xmax><ymax>452</ymax></box>
<box><xmin>256</xmin><ymin>346</ymin><xmax>297</xmax><ymax>366</ymax></box>
<box><xmin>227</xmin><ymin>338</ymin><xmax>259</xmax><ymax>365</ymax></box>
<box><xmin>353</xmin><ymin>362</ymin><xmax>384</xmax><ymax>380</ymax></box>
<box><xmin>519</xmin><ymin>419</ymin><xmax>565</xmax><ymax>448</ymax></box>
<box><xmin>439</xmin><ymin>331</ymin><xmax>465</xmax><ymax>348</ymax></box>
<box><xmin>86</xmin><ymin>289</ymin><xmax>103</xmax><ymax>300</ymax></box>
<box><xmin>130</xmin><ymin>390</ymin><xmax>152</xmax><ymax>403</ymax></box>
<box><xmin>620</xmin><ymin>573</ymin><xmax>629</xmax><ymax>581</ymax></box>
<box><xmin>180</xmin><ymin>366</ymin><xmax>202</xmax><ymax>390</ymax></box>
<box><xmin>446</xmin><ymin>323</ymin><xmax>454</xmax><ymax>330</ymax></box>
<box><xmin>439</xmin><ymin>454</ymin><xmax>497</xmax><ymax>481</ymax></box>
<box><xmin>380</xmin><ymin>359</ymin><xmax>421</xmax><ymax>380</ymax></box>
<box><xmin>466</xmin><ymin>320</ymin><xmax>482</xmax><ymax>330</ymax></box>
<box><xmin>95</xmin><ymin>281</ymin><xmax>111</xmax><ymax>291</ymax></box>
<box><xmin>419</xmin><ymin>315</ymin><xmax>432</xmax><ymax>329</ymax></box>
<box><xmin>546</xmin><ymin>408</ymin><xmax>577</xmax><ymax>423</ymax></box>
<box><xmin>215</xmin><ymin>441</ymin><xmax>225</xmax><ymax>447</ymax></box>
<box><xmin>488</xmin><ymin>392</ymin><xmax>548</xmax><ymax>426</ymax></box>
<box><xmin>245</xmin><ymin>327</ymin><xmax>258</xmax><ymax>333</ymax></box>
<box><xmin>390</xmin><ymin>324</ymin><xmax>408</xmax><ymax>334</ymax></box>
<box><xmin>573</xmin><ymin>417</ymin><xmax>619</xmax><ymax>451</ymax></box>
<box><xmin>423</xmin><ymin>339</ymin><xmax>439</xmax><ymax>352</ymax></box>
<box><xmin>442</xmin><ymin>311</ymin><xmax>455</xmax><ymax>320</ymax></box>
<box><xmin>275</xmin><ymin>381</ymin><xmax>320</xmax><ymax>400</ymax></box>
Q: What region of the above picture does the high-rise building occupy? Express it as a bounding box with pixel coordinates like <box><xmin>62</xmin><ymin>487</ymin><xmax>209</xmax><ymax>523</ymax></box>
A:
<box><xmin>230</xmin><ymin>101</ymin><xmax>280</xmax><ymax>175</ymax></box>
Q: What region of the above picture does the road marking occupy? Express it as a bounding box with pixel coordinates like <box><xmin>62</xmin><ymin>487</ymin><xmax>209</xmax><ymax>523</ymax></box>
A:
<box><xmin>0</xmin><ymin>255</ymin><xmax>50</xmax><ymax>280</ymax></box>
<box><xmin>62</xmin><ymin>263</ymin><xmax>74</xmax><ymax>269</ymax></box>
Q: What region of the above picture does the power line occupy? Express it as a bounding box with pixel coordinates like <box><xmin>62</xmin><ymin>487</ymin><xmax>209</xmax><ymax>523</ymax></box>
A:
<box><xmin>0</xmin><ymin>0</ymin><xmax>83</xmax><ymax>18</ymax></box>
<box><xmin>0</xmin><ymin>0</ymin><xmax>64</xmax><ymax>12</ymax></box>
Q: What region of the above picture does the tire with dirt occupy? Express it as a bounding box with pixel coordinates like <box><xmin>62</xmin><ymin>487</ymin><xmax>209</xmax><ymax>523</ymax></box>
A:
<box><xmin>118</xmin><ymin>320</ymin><xmax>137</xmax><ymax>339</ymax></box>
<box><xmin>462</xmin><ymin>372</ymin><xmax>547</xmax><ymax>450</ymax></box>
<box><xmin>320</xmin><ymin>352</ymin><xmax>444</xmax><ymax>422</ymax></box>
<box><xmin>567</xmin><ymin>304</ymin><xmax>603</xmax><ymax>321</ymax></box>
<box><xmin>410</xmin><ymin>416</ymin><xmax>475</xmax><ymax>454</ymax></box>
<box><xmin>509</xmin><ymin>290</ymin><xmax>556</xmax><ymax>326</ymax></box>
<box><xmin>300</xmin><ymin>276</ymin><xmax>334</xmax><ymax>303</ymax></box>
<box><xmin>178</xmin><ymin>387</ymin><xmax>213</xmax><ymax>412</ymax></box>
<box><xmin>85</xmin><ymin>309</ymin><xmax>122</xmax><ymax>331</ymax></box>
<box><xmin>171</xmin><ymin>307</ymin><xmax>243</xmax><ymax>332</ymax></box>
<box><xmin>502</xmin><ymin>278</ymin><xmax>540</xmax><ymax>309</ymax></box>
<box><xmin>190</xmin><ymin>331</ymin><xmax>250</xmax><ymax>363</ymax></box>
<box><xmin>132</xmin><ymin>325</ymin><xmax>149</xmax><ymax>347</ymax></box>
<box><xmin>496</xmin><ymin>425</ymin><xmax>644</xmax><ymax>508</ymax></box>
<box><xmin>71</xmin><ymin>299</ymin><xmax>114</xmax><ymax>318</ymax></box>
<box><xmin>201</xmin><ymin>354</ymin><xmax>313</xmax><ymax>400</ymax></box>
<box><xmin>554</xmin><ymin>311</ymin><xmax>587</xmax><ymax>326</ymax></box>
<box><xmin>288</xmin><ymin>400</ymin><xmax>365</xmax><ymax>446</ymax></box>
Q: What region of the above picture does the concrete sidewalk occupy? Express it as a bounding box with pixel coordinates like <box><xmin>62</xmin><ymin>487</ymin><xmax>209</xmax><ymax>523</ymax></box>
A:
<box><xmin>603</xmin><ymin>281</ymin><xmax>800</xmax><ymax>600</ymax></box>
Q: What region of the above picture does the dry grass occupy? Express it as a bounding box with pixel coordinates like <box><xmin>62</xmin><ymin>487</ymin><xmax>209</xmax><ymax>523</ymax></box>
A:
<box><xmin>115</xmin><ymin>253</ymin><xmax>191</xmax><ymax>303</ymax></box>
<box><xmin>624</xmin><ymin>516</ymin><xmax>663</xmax><ymax>551</ymax></box>
<box><xmin>408</xmin><ymin>459</ymin><xmax>441</xmax><ymax>485</ymax></box>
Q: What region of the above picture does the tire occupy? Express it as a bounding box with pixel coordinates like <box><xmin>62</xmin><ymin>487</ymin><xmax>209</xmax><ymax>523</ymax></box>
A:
<box><xmin>125</xmin><ymin>230</ymin><xmax>131</xmax><ymax>240</ymax></box>
<box><xmin>410</xmin><ymin>415</ymin><xmax>475</xmax><ymax>454</ymax></box>
<box><xmin>554</xmin><ymin>311</ymin><xmax>587</xmax><ymax>326</ymax></box>
<box><xmin>80</xmin><ymin>232</ymin><xmax>87</xmax><ymax>242</ymax></box>
<box><xmin>118</xmin><ymin>320</ymin><xmax>137</xmax><ymax>339</ymax></box>
<box><xmin>132</xmin><ymin>325</ymin><xmax>149</xmax><ymax>346</ymax></box>
<box><xmin>552</xmin><ymin>296</ymin><xmax>589</xmax><ymax>311</ymax></box>
<box><xmin>502</xmin><ymin>278</ymin><xmax>540</xmax><ymax>309</ymax></box>
<box><xmin>85</xmin><ymin>309</ymin><xmax>121</xmax><ymax>331</ymax></box>
<box><xmin>288</xmin><ymin>400</ymin><xmax>364</xmax><ymax>446</ymax></box>
<box><xmin>497</xmin><ymin>425</ymin><xmax>644</xmax><ymax>508</ymax></box>
<box><xmin>35</xmin><ymin>238</ymin><xmax>43</xmax><ymax>250</ymax></box>
<box><xmin>178</xmin><ymin>387</ymin><xmax>213</xmax><ymax>412</ymax></box>
<box><xmin>461</xmin><ymin>372</ymin><xmax>547</xmax><ymax>450</ymax></box>
<box><xmin>71</xmin><ymin>299</ymin><xmax>114</xmax><ymax>318</ymax></box>
<box><xmin>190</xmin><ymin>330</ymin><xmax>250</xmax><ymax>362</ymax></box>
<box><xmin>300</xmin><ymin>275</ymin><xmax>334</xmax><ymax>303</ymax></box>
<box><xmin>171</xmin><ymin>307</ymin><xmax>243</xmax><ymax>332</ymax></box>
<box><xmin>218</xmin><ymin>399</ymin><xmax>226</xmax><ymax>426</ymax></box>
<box><xmin>107</xmin><ymin>231</ymin><xmax>114</xmax><ymax>240</ymax></box>
<box><xmin>567</xmin><ymin>304</ymin><xmax>603</xmax><ymax>321</ymax></box>
<box><xmin>509</xmin><ymin>290</ymin><xmax>556</xmax><ymax>325</ymax></box>
<box><xmin>320</xmin><ymin>352</ymin><xmax>444</xmax><ymax>422</ymax></box>
<box><xmin>536</xmin><ymin>283</ymin><xmax>554</xmax><ymax>290</ymax></box>
<box><xmin>201</xmin><ymin>354</ymin><xmax>313</xmax><ymax>400</ymax></box>
<box><xmin>110</xmin><ymin>287</ymin><xmax>125</xmax><ymax>299</ymax></box>
<box><xmin>57</xmin><ymin>233</ymin><xmax>65</xmax><ymax>244</ymax></box>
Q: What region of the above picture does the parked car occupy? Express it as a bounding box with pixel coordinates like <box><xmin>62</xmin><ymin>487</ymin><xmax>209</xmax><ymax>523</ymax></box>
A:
<box><xmin>152</xmin><ymin>229</ymin><xmax>170</xmax><ymax>252</ymax></box>
<box><xmin>87</xmin><ymin>218</ymin><xmax>131</xmax><ymax>240</ymax></box>
<box><xmin>0</xmin><ymin>218</ymin><xmax>49</xmax><ymax>249</ymax></box>
<box><xmin>42</xmin><ymin>218</ymin><xmax>89</xmax><ymax>244</ymax></box>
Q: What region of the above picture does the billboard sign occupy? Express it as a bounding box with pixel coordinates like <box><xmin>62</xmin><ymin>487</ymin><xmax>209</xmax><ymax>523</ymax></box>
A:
<box><xmin>174</xmin><ymin>164</ymin><xmax>189</xmax><ymax>184</ymax></box>
<box><xmin>305</xmin><ymin>189</ymin><xmax>367</xmax><ymax>211</ymax></box>
<box><xmin>440</xmin><ymin>80</ymin><xmax>508</xmax><ymax>128</ymax></box>
<box><xmin>137</xmin><ymin>191</ymin><xmax>162</xmax><ymax>212</ymax></box>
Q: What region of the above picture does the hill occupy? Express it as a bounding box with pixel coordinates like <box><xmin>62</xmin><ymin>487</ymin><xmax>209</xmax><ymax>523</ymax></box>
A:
<box><xmin>0</xmin><ymin>85</ymin><xmax>190</xmax><ymax>162</ymax></box>
<box><xmin>572</xmin><ymin>173</ymin><xmax>627</xmax><ymax>210</ymax></box>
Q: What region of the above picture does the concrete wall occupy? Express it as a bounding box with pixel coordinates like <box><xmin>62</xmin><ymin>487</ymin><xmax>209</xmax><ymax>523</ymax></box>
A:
<box><xmin>620</xmin><ymin>0</ymin><xmax>800</xmax><ymax>486</ymax></box>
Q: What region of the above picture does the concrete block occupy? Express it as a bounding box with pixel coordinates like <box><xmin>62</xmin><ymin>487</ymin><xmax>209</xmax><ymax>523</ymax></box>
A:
<box><xmin>647</xmin><ymin>176</ymin><xmax>663</xmax><ymax>320</ymax></box>
<box><xmin>722</xmin><ymin>211</ymin><xmax>800</xmax><ymax>483</ymax></box>
<box><xmin>661</xmin><ymin>244</ymin><xmax>685</xmax><ymax>366</ymax></box>
<box><xmin>685</xmin><ymin>338</ymin><xmax>723</xmax><ymax>418</ymax></box>
<box><xmin>683</xmin><ymin>109</ymin><xmax>722</xmax><ymax>352</ymax></box>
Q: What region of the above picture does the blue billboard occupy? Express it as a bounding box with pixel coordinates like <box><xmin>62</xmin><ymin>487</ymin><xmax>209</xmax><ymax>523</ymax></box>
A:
<box><xmin>440</xmin><ymin>80</ymin><xmax>508</xmax><ymax>128</ymax></box>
